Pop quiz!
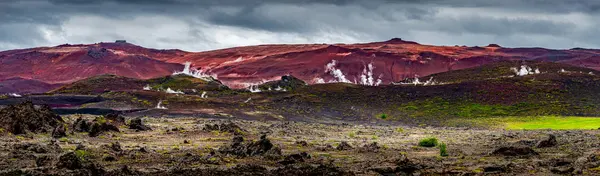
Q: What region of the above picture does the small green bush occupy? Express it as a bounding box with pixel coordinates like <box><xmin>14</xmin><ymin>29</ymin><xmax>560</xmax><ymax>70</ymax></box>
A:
<box><xmin>378</xmin><ymin>113</ymin><xmax>388</xmax><ymax>120</ymax></box>
<box><xmin>95</xmin><ymin>116</ymin><xmax>107</xmax><ymax>124</ymax></box>
<box><xmin>439</xmin><ymin>143</ymin><xmax>448</xmax><ymax>156</ymax></box>
<box><xmin>348</xmin><ymin>131</ymin><xmax>356</xmax><ymax>138</ymax></box>
<box><xmin>75</xmin><ymin>150</ymin><xmax>89</xmax><ymax>161</ymax></box>
<box><xmin>395</xmin><ymin>127</ymin><xmax>404</xmax><ymax>133</ymax></box>
<box><xmin>418</xmin><ymin>137</ymin><xmax>438</xmax><ymax>147</ymax></box>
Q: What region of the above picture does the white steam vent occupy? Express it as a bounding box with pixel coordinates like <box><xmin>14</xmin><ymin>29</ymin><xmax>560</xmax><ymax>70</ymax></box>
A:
<box><xmin>315</xmin><ymin>60</ymin><xmax>383</xmax><ymax>86</ymax></box>
<box><xmin>201</xmin><ymin>91</ymin><xmax>207</xmax><ymax>98</ymax></box>
<box><xmin>359</xmin><ymin>62</ymin><xmax>383</xmax><ymax>86</ymax></box>
<box><xmin>325</xmin><ymin>60</ymin><xmax>352</xmax><ymax>83</ymax></box>
<box><xmin>173</xmin><ymin>61</ymin><xmax>218</xmax><ymax>81</ymax></box>
<box><xmin>8</xmin><ymin>93</ymin><xmax>22</xmax><ymax>97</ymax></box>
<box><xmin>393</xmin><ymin>76</ymin><xmax>438</xmax><ymax>86</ymax></box>
<box><xmin>165</xmin><ymin>88</ymin><xmax>184</xmax><ymax>94</ymax></box>
<box><xmin>248</xmin><ymin>85</ymin><xmax>262</xmax><ymax>93</ymax></box>
<box><xmin>156</xmin><ymin>100</ymin><xmax>167</xmax><ymax>109</ymax></box>
<box><xmin>510</xmin><ymin>65</ymin><xmax>540</xmax><ymax>76</ymax></box>
<box><xmin>143</xmin><ymin>85</ymin><xmax>151</xmax><ymax>90</ymax></box>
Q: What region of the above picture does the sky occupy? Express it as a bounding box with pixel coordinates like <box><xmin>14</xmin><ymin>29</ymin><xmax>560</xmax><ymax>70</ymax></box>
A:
<box><xmin>1</xmin><ymin>0</ymin><xmax>600</xmax><ymax>52</ymax></box>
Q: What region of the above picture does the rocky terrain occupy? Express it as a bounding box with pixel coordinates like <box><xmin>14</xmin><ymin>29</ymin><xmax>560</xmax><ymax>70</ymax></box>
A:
<box><xmin>1</xmin><ymin>51</ymin><xmax>600</xmax><ymax>175</ymax></box>
<box><xmin>1</xmin><ymin>104</ymin><xmax>600</xmax><ymax>175</ymax></box>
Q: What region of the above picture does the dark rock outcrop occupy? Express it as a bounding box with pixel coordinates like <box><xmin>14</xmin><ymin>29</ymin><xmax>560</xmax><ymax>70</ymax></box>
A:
<box><xmin>257</xmin><ymin>75</ymin><xmax>307</xmax><ymax>91</ymax></box>
<box><xmin>491</xmin><ymin>146</ymin><xmax>539</xmax><ymax>156</ymax></box>
<box><xmin>279</xmin><ymin>152</ymin><xmax>311</xmax><ymax>165</ymax></box>
<box><xmin>360</xmin><ymin>142</ymin><xmax>380</xmax><ymax>153</ymax></box>
<box><xmin>52</xmin><ymin>125</ymin><xmax>67</xmax><ymax>138</ymax></box>
<box><xmin>203</xmin><ymin>122</ymin><xmax>245</xmax><ymax>135</ymax></box>
<box><xmin>89</xmin><ymin>122</ymin><xmax>120</xmax><ymax>137</ymax></box>
<box><xmin>336</xmin><ymin>141</ymin><xmax>353</xmax><ymax>151</ymax></box>
<box><xmin>219</xmin><ymin>135</ymin><xmax>282</xmax><ymax>158</ymax></box>
<box><xmin>0</xmin><ymin>101</ymin><xmax>64</xmax><ymax>134</ymax></box>
<box><xmin>72</xmin><ymin>117</ymin><xmax>91</xmax><ymax>132</ymax></box>
<box><xmin>57</xmin><ymin>152</ymin><xmax>83</xmax><ymax>170</ymax></box>
<box><xmin>536</xmin><ymin>134</ymin><xmax>557</xmax><ymax>148</ymax></box>
<box><xmin>128</xmin><ymin>117</ymin><xmax>152</xmax><ymax>131</ymax></box>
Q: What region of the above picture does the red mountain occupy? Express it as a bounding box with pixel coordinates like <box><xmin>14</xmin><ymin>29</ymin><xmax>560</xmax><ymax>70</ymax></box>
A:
<box><xmin>0</xmin><ymin>42</ymin><xmax>185</xmax><ymax>85</ymax></box>
<box><xmin>2</xmin><ymin>39</ymin><xmax>600</xmax><ymax>93</ymax></box>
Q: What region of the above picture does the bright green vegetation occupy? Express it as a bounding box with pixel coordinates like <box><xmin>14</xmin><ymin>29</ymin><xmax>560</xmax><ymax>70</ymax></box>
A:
<box><xmin>439</xmin><ymin>143</ymin><xmax>448</xmax><ymax>157</ymax></box>
<box><xmin>418</xmin><ymin>137</ymin><xmax>438</xmax><ymax>147</ymax></box>
<box><xmin>75</xmin><ymin>150</ymin><xmax>90</xmax><ymax>161</ymax></box>
<box><xmin>348</xmin><ymin>131</ymin><xmax>356</xmax><ymax>138</ymax></box>
<box><xmin>378</xmin><ymin>113</ymin><xmax>388</xmax><ymax>120</ymax></box>
<box><xmin>503</xmin><ymin>116</ymin><xmax>600</xmax><ymax>130</ymax></box>
<box><xmin>452</xmin><ymin>116</ymin><xmax>600</xmax><ymax>130</ymax></box>
<box><xmin>396</xmin><ymin>97</ymin><xmax>590</xmax><ymax>119</ymax></box>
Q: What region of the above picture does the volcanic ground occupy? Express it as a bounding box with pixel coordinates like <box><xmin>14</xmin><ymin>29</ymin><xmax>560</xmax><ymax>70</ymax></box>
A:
<box><xmin>1</xmin><ymin>59</ymin><xmax>600</xmax><ymax>175</ymax></box>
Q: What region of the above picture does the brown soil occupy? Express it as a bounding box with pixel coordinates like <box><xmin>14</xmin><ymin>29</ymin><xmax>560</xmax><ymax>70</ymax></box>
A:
<box><xmin>2</xmin><ymin>115</ymin><xmax>600</xmax><ymax>175</ymax></box>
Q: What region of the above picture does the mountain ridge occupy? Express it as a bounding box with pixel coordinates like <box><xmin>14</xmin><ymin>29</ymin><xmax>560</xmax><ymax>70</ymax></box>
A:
<box><xmin>2</xmin><ymin>38</ymin><xmax>600</xmax><ymax>93</ymax></box>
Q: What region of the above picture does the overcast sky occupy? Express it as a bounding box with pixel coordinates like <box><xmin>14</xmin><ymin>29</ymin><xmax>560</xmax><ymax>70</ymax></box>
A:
<box><xmin>1</xmin><ymin>0</ymin><xmax>600</xmax><ymax>51</ymax></box>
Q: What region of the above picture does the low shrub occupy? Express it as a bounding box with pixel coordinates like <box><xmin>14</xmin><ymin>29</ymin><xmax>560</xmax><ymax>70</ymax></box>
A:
<box><xmin>418</xmin><ymin>137</ymin><xmax>438</xmax><ymax>147</ymax></box>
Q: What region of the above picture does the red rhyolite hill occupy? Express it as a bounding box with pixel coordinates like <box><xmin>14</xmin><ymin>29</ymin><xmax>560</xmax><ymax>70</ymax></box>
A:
<box><xmin>2</xmin><ymin>38</ymin><xmax>600</xmax><ymax>93</ymax></box>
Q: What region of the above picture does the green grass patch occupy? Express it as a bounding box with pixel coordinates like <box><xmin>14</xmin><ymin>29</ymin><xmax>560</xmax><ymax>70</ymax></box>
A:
<box><xmin>452</xmin><ymin>116</ymin><xmax>600</xmax><ymax>130</ymax></box>
<box><xmin>504</xmin><ymin>116</ymin><xmax>600</xmax><ymax>130</ymax></box>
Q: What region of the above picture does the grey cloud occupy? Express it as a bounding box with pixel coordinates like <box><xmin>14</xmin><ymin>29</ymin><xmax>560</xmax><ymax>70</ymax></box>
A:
<box><xmin>1</xmin><ymin>0</ymin><xmax>600</xmax><ymax>51</ymax></box>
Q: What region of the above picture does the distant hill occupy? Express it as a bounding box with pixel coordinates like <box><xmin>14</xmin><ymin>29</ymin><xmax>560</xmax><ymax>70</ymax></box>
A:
<box><xmin>50</xmin><ymin>74</ymin><xmax>228</xmax><ymax>95</ymax></box>
<box><xmin>3</xmin><ymin>39</ymin><xmax>600</xmax><ymax>93</ymax></box>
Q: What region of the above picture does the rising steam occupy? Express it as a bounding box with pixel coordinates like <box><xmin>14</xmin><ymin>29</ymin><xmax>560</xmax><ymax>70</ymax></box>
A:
<box><xmin>324</xmin><ymin>60</ymin><xmax>352</xmax><ymax>83</ymax></box>
<box><xmin>315</xmin><ymin>60</ymin><xmax>382</xmax><ymax>86</ymax></box>
<box><xmin>165</xmin><ymin>88</ymin><xmax>184</xmax><ymax>94</ymax></box>
<box><xmin>393</xmin><ymin>76</ymin><xmax>438</xmax><ymax>86</ymax></box>
<box><xmin>359</xmin><ymin>62</ymin><xmax>383</xmax><ymax>86</ymax></box>
<box><xmin>156</xmin><ymin>100</ymin><xmax>167</xmax><ymax>109</ymax></box>
<box><xmin>510</xmin><ymin>65</ymin><xmax>540</xmax><ymax>76</ymax></box>
<box><xmin>173</xmin><ymin>62</ymin><xmax>218</xmax><ymax>81</ymax></box>
<box><xmin>7</xmin><ymin>93</ymin><xmax>22</xmax><ymax>97</ymax></box>
<box><xmin>247</xmin><ymin>85</ymin><xmax>262</xmax><ymax>93</ymax></box>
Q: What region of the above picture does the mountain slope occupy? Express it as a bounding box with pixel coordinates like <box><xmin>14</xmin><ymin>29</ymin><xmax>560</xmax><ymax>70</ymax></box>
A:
<box><xmin>159</xmin><ymin>38</ymin><xmax>600</xmax><ymax>88</ymax></box>
<box><xmin>0</xmin><ymin>42</ymin><xmax>185</xmax><ymax>85</ymax></box>
<box><xmin>3</xmin><ymin>39</ymin><xmax>600</xmax><ymax>93</ymax></box>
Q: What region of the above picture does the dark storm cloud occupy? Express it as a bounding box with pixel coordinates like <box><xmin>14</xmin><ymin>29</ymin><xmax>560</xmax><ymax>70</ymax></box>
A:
<box><xmin>1</xmin><ymin>0</ymin><xmax>600</xmax><ymax>51</ymax></box>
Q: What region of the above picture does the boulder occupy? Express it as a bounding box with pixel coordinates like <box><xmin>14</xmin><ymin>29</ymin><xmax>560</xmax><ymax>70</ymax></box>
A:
<box><xmin>219</xmin><ymin>135</ymin><xmax>282</xmax><ymax>158</ymax></box>
<box><xmin>56</xmin><ymin>152</ymin><xmax>83</xmax><ymax>170</ymax></box>
<box><xmin>0</xmin><ymin>101</ymin><xmax>64</xmax><ymax>134</ymax></box>
<box><xmin>128</xmin><ymin>117</ymin><xmax>152</xmax><ymax>131</ymax></box>
<box><xmin>52</xmin><ymin>125</ymin><xmax>67</xmax><ymax>138</ymax></box>
<box><xmin>536</xmin><ymin>134</ymin><xmax>557</xmax><ymax>148</ymax></box>
<box><xmin>279</xmin><ymin>152</ymin><xmax>310</xmax><ymax>165</ymax></box>
<box><xmin>203</xmin><ymin>122</ymin><xmax>245</xmax><ymax>135</ymax></box>
<box><xmin>491</xmin><ymin>146</ymin><xmax>539</xmax><ymax>156</ymax></box>
<box><xmin>336</xmin><ymin>141</ymin><xmax>353</xmax><ymax>151</ymax></box>
<box><xmin>72</xmin><ymin>117</ymin><xmax>91</xmax><ymax>132</ymax></box>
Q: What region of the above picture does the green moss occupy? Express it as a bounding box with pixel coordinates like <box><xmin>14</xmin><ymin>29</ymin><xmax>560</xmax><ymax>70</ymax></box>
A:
<box><xmin>348</xmin><ymin>131</ymin><xmax>356</xmax><ymax>138</ymax></box>
<box><xmin>95</xmin><ymin>116</ymin><xmax>107</xmax><ymax>124</ymax></box>
<box><xmin>75</xmin><ymin>150</ymin><xmax>90</xmax><ymax>161</ymax></box>
<box><xmin>58</xmin><ymin>137</ymin><xmax>69</xmax><ymax>142</ymax></box>
<box><xmin>395</xmin><ymin>127</ymin><xmax>405</xmax><ymax>133</ymax></box>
